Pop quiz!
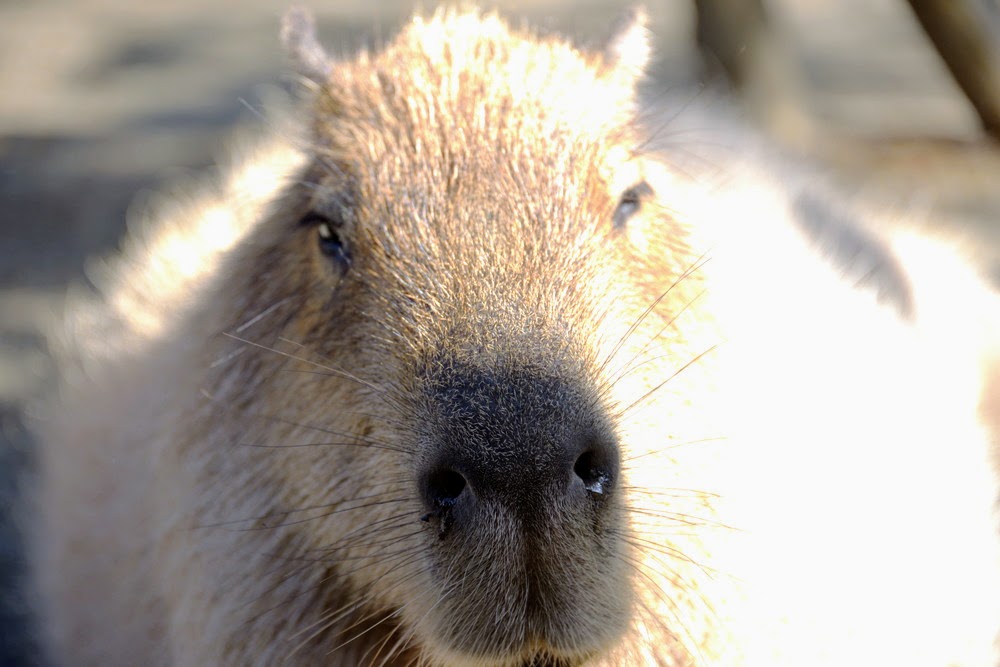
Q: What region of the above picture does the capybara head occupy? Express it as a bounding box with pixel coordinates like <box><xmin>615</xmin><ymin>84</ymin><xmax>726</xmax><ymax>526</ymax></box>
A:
<box><xmin>195</xmin><ymin>8</ymin><xmax>711</xmax><ymax>665</ymax></box>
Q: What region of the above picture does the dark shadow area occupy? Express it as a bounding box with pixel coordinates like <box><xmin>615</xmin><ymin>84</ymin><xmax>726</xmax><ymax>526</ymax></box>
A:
<box><xmin>0</xmin><ymin>406</ymin><xmax>46</xmax><ymax>667</ymax></box>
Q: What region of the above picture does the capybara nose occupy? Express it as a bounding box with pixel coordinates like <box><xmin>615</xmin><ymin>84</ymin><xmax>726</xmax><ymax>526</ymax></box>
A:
<box><xmin>422</xmin><ymin>434</ymin><xmax>618</xmax><ymax>508</ymax></box>
<box><xmin>419</xmin><ymin>360</ymin><xmax>619</xmax><ymax>531</ymax></box>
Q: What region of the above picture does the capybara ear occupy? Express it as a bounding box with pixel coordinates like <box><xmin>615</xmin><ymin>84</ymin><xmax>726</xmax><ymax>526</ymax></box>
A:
<box><xmin>281</xmin><ymin>7</ymin><xmax>333</xmax><ymax>84</ymax></box>
<box><xmin>601</xmin><ymin>4</ymin><xmax>651</xmax><ymax>87</ymax></box>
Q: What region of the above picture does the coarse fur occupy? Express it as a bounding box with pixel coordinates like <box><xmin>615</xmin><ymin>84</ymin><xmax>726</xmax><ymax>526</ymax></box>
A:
<box><xmin>32</xmin><ymin>7</ymin><xmax>1000</xmax><ymax>667</ymax></box>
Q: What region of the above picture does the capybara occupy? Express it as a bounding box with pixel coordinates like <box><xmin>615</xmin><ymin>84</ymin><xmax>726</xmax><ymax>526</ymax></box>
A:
<box><xmin>32</xmin><ymin>7</ymin><xmax>1000</xmax><ymax>667</ymax></box>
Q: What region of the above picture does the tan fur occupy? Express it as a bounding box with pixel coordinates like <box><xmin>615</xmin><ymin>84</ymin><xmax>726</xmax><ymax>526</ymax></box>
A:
<box><xmin>33</xmin><ymin>8</ymin><xmax>1000</xmax><ymax>667</ymax></box>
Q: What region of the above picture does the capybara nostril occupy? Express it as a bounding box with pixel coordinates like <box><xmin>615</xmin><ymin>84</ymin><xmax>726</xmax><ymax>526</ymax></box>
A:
<box><xmin>424</xmin><ymin>466</ymin><xmax>468</xmax><ymax>510</ymax></box>
<box><xmin>573</xmin><ymin>446</ymin><xmax>615</xmax><ymax>497</ymax></box>
<box><xmin>421</xmin><ymin>466</ymin><xmax>469</xmax><ymax>539</ymax></box>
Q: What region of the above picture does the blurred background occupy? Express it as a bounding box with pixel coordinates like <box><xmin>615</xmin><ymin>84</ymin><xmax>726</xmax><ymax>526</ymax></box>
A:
<box><xmin>1</xmin><ymin>1</ymin><xmax>998</xmax><ymax>663</ymax></box>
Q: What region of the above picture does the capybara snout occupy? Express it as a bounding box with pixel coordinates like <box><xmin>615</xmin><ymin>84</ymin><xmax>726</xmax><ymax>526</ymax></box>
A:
<box><xmin>409</xmin><ymin>351</ymin><xmax>629</xmax><ymax>660</ymax></box>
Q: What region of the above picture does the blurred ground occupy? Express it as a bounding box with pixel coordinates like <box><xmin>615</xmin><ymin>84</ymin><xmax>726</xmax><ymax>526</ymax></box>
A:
<box><xmin>1</xmin><ymin>1</ymin><xmax>998</xmax><ymax>664</ymax></box>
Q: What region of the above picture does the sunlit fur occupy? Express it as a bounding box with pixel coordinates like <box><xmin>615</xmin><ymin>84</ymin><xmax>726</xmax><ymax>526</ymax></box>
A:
<box><xmin>34</xmin><ymin>8</ymin><xmax>1000</xmax><ymax>667</ymax></box>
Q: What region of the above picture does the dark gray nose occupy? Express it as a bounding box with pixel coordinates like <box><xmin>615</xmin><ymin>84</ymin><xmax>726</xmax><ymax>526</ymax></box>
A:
<box><xmin>418</xmin><ymin>360</ymin><xmax>619</xmax><ymax>534</ymax></box>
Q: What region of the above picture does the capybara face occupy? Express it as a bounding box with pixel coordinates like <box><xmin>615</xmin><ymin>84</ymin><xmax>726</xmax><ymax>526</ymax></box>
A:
<box><xmin>195</xmin><ymin>10</ymin><xmax>710</xmax><ymax>665</ymax></box>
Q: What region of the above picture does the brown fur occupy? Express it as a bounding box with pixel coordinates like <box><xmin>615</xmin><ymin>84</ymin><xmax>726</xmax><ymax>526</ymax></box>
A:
<box><xmin>34</xmin><ymin>8</ymin><xmax>1000</xmax><ymax>667</ymax></box>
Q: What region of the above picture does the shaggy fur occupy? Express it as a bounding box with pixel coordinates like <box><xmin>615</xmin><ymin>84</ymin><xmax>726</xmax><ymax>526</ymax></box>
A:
<box><xmin>33</xmin><ymin>7</ymin><xmax>1000</xmax><ymax>667</ymax></box>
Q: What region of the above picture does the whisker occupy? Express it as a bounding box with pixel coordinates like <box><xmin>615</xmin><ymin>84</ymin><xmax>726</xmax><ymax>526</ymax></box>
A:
<box><xmin>597</xmin><ymin>252</ymin><xmax>711</xmax><ymax>379</ymax></box>
<box><xmin>600</xmin><ymin>289</ymin><xmax>707</xmax><ymax>399</ymax></box>
<box><xmin>244</xmin><ymin>540</ymin><xmax>424</xmax><ymax>637</ymax></box>
<box><xmin>621</xmin><ymin>436</ymin><xmax>727</xmax><ymax>462</ymax></box>
<box><xmin>310</xmin><ymin>514</ymin><xmax>421</xmax><ymax>559</ymax></box>
<box><xmin>239</xmin><ymin>438</ymin><xmax>410</xmax><ymax>455</ymax></box>
<box><xmin>614</xmin><ymin>531</ymin><xmax>718</xmax><ymax>579</ymax></box>
<box><xmin>220</xmin><ymin>332</ymin><xmax>409</xmax><ymax>414</ymax></box>
<box><xmin>617</xmin><ymin>550</ymin><xmax>708</xmax><ymax>663</ymax></box>
<box><xmin>209</xmin><ymin>345</ymin><xmax>249</xmax><ymax>368</ymax></box>
<box><xmin>287</xmin><ymin>562</ymin><xmax>434</xmax><ymax>659</ymax></box>
<box><xmin>616</xmin><ymin>345</ymin><xmax>719</xmax><ymax>419</ymax></box>
<box><xmin>625</xmin><ymin>506</ymin><xmax>735</xmax><ymax>531</ymax></box>
<box><xmin>196</xmin><ymin>492</ymin><xmax>411</xmax><ymax>530</ymax></box>
<box><xmin>235</xmin><ymin>296</ymin><xmax>295</xmax><ymax>334</ymax></box>
<box><xmin>247</xmin><ymin>413</ymin><xmax>413</xmax><ymax>455</ymax></box>
<box><xmin>368</xmin><ymin>578</ymin><xmax>457</xmax><ymax>667</ymax></box>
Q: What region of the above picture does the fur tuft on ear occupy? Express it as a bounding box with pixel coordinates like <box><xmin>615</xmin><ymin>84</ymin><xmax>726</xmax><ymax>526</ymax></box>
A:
<box><xmin>281</xmin><ymin>7</ymin><xmax>332</xmax><ymax>84</ymax></box>
<box><xmin>603</xmin><ymin>4</ymin><xmax>651</xmax><ymax>83</ymax></box>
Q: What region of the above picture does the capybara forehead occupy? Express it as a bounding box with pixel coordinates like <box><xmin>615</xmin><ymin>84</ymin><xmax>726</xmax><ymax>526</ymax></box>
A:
<box><xmin>312</xmin><ymin>11</ymin><xmax>641</xmax><ymax>188</ymax></box>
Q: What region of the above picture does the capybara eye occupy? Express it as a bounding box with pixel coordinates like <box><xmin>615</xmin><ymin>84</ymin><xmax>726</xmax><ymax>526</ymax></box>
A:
<box><xmin>301</xmin><ymin>211</ymin><xmax>351</xmax><ymax>272</ymax></box>
<box><xmin>613</xmin><ymin>180</ymin><xmax>654</xmax><ymax>229</ymax></box>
